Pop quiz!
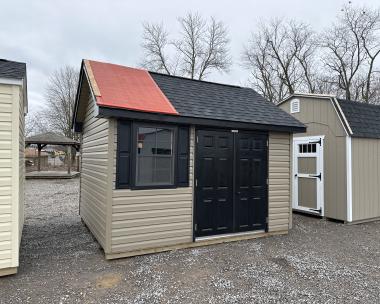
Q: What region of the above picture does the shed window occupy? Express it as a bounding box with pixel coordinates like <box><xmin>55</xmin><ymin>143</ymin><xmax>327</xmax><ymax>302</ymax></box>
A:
<box><xmin>299</xmin><ymin>143</ymin><xmax>316</xmax><ymax>154</ymax></box>
<box><xmin>116</xmin><ymin>120</ymin><xmax>190</xmax><ymax>190</ymax></box>
<box><xmin>136</xmin><ymin>126</ymin><xmax>174</xmax><ymax>186</ymax></box>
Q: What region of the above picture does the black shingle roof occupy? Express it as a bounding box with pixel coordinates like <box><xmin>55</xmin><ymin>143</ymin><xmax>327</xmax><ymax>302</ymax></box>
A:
<box><xmin>0</xmin><ymin>59</ymin><xmax>26</xmax><ymax>80</ymax></box>
<box><xmin>150</xmin><ymin>72</ymin><xmax>305</xmax><ymax>130</ymax></box>
<box><xmin>338</xmin><ymin>99</ymin><xmax>380</xmax><ymax>139</ymax></box>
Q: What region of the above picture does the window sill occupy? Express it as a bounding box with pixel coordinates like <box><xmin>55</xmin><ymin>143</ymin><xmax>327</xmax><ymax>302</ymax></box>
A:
<box><xmin>120</xmin><ymin>184</ymin><xmax>178</xmax><ymax>191</ymax></box>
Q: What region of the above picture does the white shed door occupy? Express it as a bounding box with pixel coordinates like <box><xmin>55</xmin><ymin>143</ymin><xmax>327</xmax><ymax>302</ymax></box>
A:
<box><xmin>293</xmin><ymin>136</ymin><xmax>324</xmax><ymax>216</ymax></box>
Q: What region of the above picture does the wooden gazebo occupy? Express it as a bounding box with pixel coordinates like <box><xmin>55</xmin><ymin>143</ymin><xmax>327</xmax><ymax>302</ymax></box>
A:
<box><xmin>25</xmin><ymin>132</ymin><xmax>80</xmax><ymax>178</ymax></box>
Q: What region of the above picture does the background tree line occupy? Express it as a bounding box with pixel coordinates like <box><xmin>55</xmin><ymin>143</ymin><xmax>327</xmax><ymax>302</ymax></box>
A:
<box><xmin>27</xmin><ymin>3</ymin><xmax>380</xmax><ymax>137</ymax></box>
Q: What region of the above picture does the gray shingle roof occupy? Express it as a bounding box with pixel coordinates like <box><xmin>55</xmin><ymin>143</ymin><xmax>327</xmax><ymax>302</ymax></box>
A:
<box><xmin>338</xmin><ymin>99</ymin><xmax>380</xmax><ymax>139</ymax></box>
<box><xmin>0</xmin><ymin>59</ymin><xmax>26</xmax><ymax>80</ymax></box>
<box><xmin>149</xmin><ymin>72</ymin><xmax>305</xmax><ymax>130</ymax></box>
<box><xmin>26</xmin><ymin>132</ymin><xmax>79</xmax><ymax>145</ymax></box>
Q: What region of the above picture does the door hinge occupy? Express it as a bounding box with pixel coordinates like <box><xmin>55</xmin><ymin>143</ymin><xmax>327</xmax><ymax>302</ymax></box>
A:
<box><xmin>195</xmin><ymin>179</ymin><xmax>198</xmax><ymax>187</ymax></box>
<box><xmin>267</xmin><ymin>140</ymin><xmax>269</xmax><ymax>147</ymax></box>
<box><xmin>196</xmin><ymin>136</ymin><xmax>199</xmax><ymax>143</ymax></box>
<box><xmin>310</xmin><ymin>207</ymin><xmax>322</xmax><ymax>214</ymax></box>
<box><xmin>194</xmin><ymin>224</ymin><xmax>198</xmax><ymax>231</ymax></box>
<box><xmin>309</xmin><ymin>138</ymin><xmax>322</xmax><ymax>145</ymax></box>
<box><xmin>266</xmin><ymin>178</ymin><xmax>269</xmax><ymax>185</ymax></box>
<box><xmin>266</xmin><ymin>217</ymin><xmax>269</xmax><ymax>223</ymax></box>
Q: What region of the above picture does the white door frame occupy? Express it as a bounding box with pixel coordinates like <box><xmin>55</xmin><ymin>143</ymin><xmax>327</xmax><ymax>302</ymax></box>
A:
<box><xmin>293</xmin><ymin>135</ymin><xmax>325</xmax><ymax>216</ymax></box>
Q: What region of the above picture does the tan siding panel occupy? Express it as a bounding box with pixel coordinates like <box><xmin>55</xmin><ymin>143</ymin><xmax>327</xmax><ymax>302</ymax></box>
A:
<box><xmin>352</xmin><ymin>138</ymin><xmax>380</xmax><ymax>221</ymax></box>
<box><xmin>112</xmin><ymin>215</ymin><xmax>191</xmax><ymax>229</ymax></box>
<box><xmin>79</xmin><ymin>91</ymin><xmax>109</xmax><ymax>250</ymax></box>
<box><xmin>268</xmin><ymin>132</ymin><xmax>291</xmax><ymax>232</ymax></box>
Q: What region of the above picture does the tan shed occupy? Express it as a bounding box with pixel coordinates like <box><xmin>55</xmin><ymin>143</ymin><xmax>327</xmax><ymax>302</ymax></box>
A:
<box><xmin>279</xmin><ymin>93</ymin><xmax>380</xmax><ymax>223</ymax></box>
<box><xmin>0</xmin><ymin>59</ymin><xmax>27</xmax><ymax>276</ymax></box>
<box><xmin>73</xmin><ymin>59</ymin><xmax>305</xmax><ymax>259</ymax></box>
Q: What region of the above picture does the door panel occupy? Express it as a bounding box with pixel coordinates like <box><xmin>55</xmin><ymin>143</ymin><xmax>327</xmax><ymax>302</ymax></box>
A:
<box><xmin>235</xmin><ymin>133</ymin><xmax>268</xmax><ymax>232</ymax></box>
<box><xmin>298</xmin><ymin>177</ymin><xmax>317</xmax><ymax>209</ymax></box>
<box><xmin>196</xmin><ymin>130</ymin><xmax>234</xmax><ymax>237</ymax></box>
<box><xmin>298</xmin><ymin>157</ymin><xmax>317</xmax><ymax>174</ymax></box>
<box><xmin>195</xmin><ymin>129</ymin><xmax>268</xmax><ymax>238</ymax></box>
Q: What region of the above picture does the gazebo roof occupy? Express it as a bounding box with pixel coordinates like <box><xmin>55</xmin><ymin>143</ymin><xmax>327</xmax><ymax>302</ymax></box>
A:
<box><xmin>26</xmin><ymin>132</ymin><xmax>79</xmax><ymax>146</ymax></box>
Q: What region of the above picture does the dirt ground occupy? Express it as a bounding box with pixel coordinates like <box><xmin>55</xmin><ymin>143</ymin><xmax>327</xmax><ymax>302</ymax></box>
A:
<box><xmin>1</xmin><ymin>179</ymin><xmax>380</xmax><ymax>304</ymax></box>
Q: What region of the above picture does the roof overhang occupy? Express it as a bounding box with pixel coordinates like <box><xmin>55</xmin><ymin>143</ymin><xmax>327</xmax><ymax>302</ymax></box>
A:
<box><xmin>98</xmin><ymin>106</ymin><xmax>306</xmax><ymax>133</ymax></box>
<box><xmin>278</xmin><ymin>92</ymin><xmax>337</xmax><ymax>106</ymax></box>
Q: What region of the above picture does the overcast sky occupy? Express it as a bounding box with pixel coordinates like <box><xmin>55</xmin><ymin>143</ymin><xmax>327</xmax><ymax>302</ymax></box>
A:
<box><xmin>1</xmin><ymin>0</ymin><xmax>379</xmax><ymax>113</ymax></box>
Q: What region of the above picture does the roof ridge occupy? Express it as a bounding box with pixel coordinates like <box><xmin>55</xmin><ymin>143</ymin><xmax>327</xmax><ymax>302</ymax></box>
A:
<box><xmin>148</xmin><ymin>71</ymin><xmax>246</xmax><ymax>89</ymax></box>
<box><xmin>0</xmin><ymin>58</ymin><xmax>26</xmax><ymax>65</ymax></box>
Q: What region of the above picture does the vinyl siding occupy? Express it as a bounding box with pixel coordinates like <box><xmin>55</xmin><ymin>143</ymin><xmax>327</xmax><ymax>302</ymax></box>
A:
<box><xmin>268</xmin><ymin>132</ymin><xmax>292</xmax><ymax>232</ymax></box>
<box><xmin>351</xmin><ymin>138</ymin><xmax>380</xmax><ymax>221</ymax></box>
<box><xmin>0</xmin><ymin>83</ymin><xmax>23</xmax><ymax>272</ymax></box>
<box><xmin>280</xmin><ymin>97</ymin><xmax>348</xmax><ymax>221</ymax></box>
<box><xmin>79</xmin><ymin>94</ymin><xmax>109</xmax><ymax>250</ymax></box>
<box><xmin>110</xmin><ymin>123</ymin><xmax>194</xmax><ymax>254</ymax></box>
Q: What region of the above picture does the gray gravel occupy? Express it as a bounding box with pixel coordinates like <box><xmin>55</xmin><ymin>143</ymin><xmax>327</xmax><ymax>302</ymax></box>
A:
<box><xmin>1</xmin><ymin>179</ymin><xmax>380</xmax><ymax>304</ymax></box>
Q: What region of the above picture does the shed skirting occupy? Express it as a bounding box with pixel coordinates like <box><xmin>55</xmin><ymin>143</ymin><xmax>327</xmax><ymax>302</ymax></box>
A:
<box><xmin>105</xmin><ymin>230</ymin><xmax>288</xmax><ymax>260</ymax></box>
<box><xmin>0</xmin><ymin>266</ymin><xmax>17</xmax><ymax>277</ymax></box>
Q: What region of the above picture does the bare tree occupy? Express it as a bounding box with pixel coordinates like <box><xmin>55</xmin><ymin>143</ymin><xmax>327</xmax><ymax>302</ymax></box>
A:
<box><xmin>321</xmin><ymin>4</ymin><xmax>380</xmax><ymax>102</ymax></box>
<box><xmin>243</xmin><ymin>19</ymin><xmax>318</xmax><ymax>103</ymax></box>
<box><xmin>43</xmin><ymin>66</ymin><xmax>79</xmax><ymax>138</ymax></box>
<box><xmin>141</xmin><ymin>22</ymin><xmax>175</xmax><ymax>75</ymax></box>
<box><xmin>25</xmin><ymin>111</ymin><xmax>49</xmax><ymax>137</ymax></box>
<box><xmin>141</xmin><ymin>12</ymin><xmax>231</xmax><ymax>80</ymax></box>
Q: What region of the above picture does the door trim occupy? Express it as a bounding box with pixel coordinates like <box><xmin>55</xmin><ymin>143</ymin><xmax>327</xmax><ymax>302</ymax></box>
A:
<box><xmin>194</xmin><ymin>128</ymin><xmax>269</xmax><ymax>238</ymax></box>
<box><xmin>346</xmin><ymin>135</ymin><xmax>353</xmax><ymax>222</ymax></box>
<box><xmin>292</xmin><ymin>135</ymin><xmax>325</xmax><ymax>216</ymax></box>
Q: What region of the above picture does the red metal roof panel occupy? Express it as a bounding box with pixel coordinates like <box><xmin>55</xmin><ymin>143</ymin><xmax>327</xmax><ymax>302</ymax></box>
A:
<box><xmin>85</xmin><ymin>60</ymin><xmax>178</xmax><ymax>115</ymax></box>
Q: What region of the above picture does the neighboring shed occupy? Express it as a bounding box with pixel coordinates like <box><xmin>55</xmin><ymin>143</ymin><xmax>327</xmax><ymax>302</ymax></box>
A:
<box><xmin>279</xmin><ymin>93</ymin><xmax>380</xmax><ymax>223</ymax></box>
<box><xmin>0</xmin><ymin>59</ymin><xmax>27</xmax><ymax>276</ymax></box>
<box><xmin>73</xmin><ymin>59</ymin><xmax>305</xmax><ymax>259</ymax></box>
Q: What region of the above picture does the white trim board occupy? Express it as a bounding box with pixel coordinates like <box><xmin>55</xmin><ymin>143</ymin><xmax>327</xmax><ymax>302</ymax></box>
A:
<box><xmin>346</xmin><ymin>136</ymin><xmax>353</xmax><ymax>222</ymax></box>
<box><xmin>0</xmin><ymin>77</ymin><xmax>23</xmax><ymax>86</ymax></box>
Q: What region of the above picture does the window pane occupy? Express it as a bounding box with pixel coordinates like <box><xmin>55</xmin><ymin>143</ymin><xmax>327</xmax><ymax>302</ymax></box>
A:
<box><xmin>136</xmin><ymin>156</ymin><xmax>154</xmax><ymax>185</ymax></box>
<box><xmin>154</xmin><ymin>157</ymin><xmax>173</xmax><ymax>183</ymax></box>
<box><xmin>155</xmin><ymin>128</ymin><xmax>172</xmax><ymax>155</ymax></box>
<box><xmin>137</xmin><ymin>127</ymin><xmax>156</xmax><ymax>156</ymax></box>
<box><xmin>136</xmin><ymin>126</ymin><xmax>174</xmax><ymax>186</ymax></box>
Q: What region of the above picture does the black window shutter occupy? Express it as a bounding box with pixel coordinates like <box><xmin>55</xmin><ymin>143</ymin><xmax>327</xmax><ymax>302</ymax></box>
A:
<box><xmin>116</xmin><ymin>120</ymin><xmax>131</xmax><ymax>189</ymax></box>
<box><xmin>176</xmin><ymin>126</ymin><xmax>190</xmax><ymax>187</ymax></box>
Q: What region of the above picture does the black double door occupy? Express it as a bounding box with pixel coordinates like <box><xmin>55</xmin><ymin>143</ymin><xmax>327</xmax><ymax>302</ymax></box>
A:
<box><xmin>195</xmin><ymin>129</ymin><xmax>268</xmax><ymax>238</ymax></box>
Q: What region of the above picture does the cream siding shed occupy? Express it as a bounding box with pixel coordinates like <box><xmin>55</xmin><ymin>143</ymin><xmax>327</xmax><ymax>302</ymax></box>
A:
<box><xmin>73</xmin><ymin>59</ymin><xmax>305</xmax><ymax>259</ymax></box>
<box><xmin>0</xmin><ymin>59</ymin><xmax>27</xmax><ymax>276</ymax></box>
<box><xmin>280</xmin><ymin>93</ymin><xmax>380</xmax><ymax>224</ymax></box>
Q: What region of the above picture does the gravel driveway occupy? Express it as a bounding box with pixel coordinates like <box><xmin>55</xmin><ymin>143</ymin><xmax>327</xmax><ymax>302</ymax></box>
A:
<box><xmin>1</xmin><ymin>179</ymin><xmax>380</xmax><ymax>304</ymax></box>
